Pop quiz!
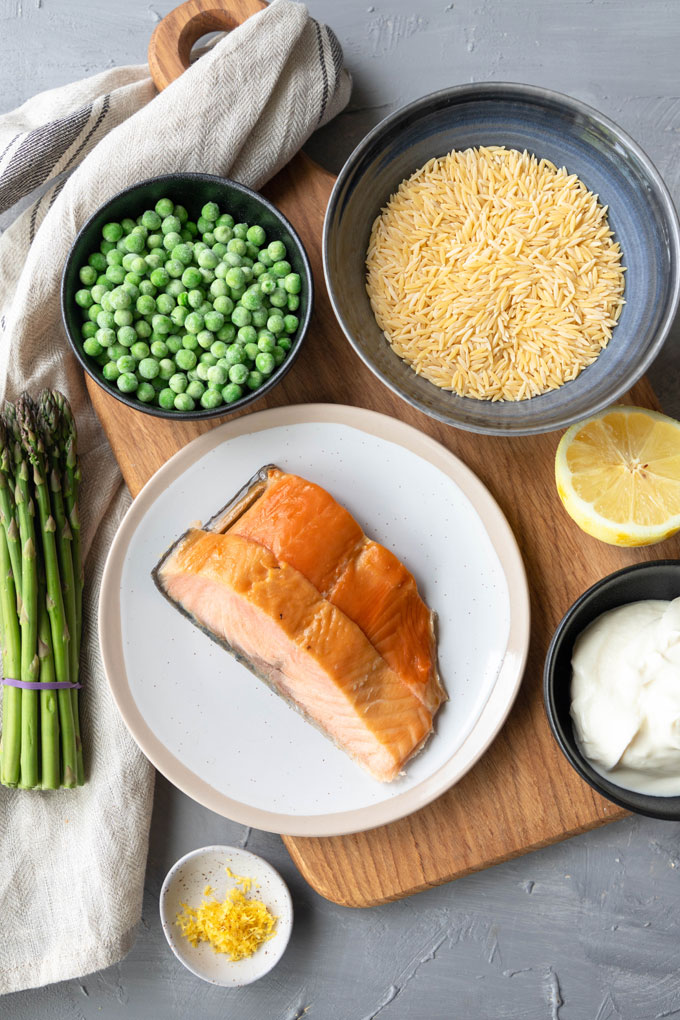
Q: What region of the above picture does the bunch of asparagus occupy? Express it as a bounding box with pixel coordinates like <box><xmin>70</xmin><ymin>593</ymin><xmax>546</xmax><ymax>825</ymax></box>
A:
<box><xmin>0</xmin><ymin>391</ymin><xmax>84</xmax><ymax>789</ymax></box>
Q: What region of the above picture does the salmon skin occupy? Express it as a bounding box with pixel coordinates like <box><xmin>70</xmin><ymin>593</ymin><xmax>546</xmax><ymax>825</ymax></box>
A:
<box><xmin>153</xmin><ymin>465</ymin><xmax>445</xmax><ymax>782</ymax></box>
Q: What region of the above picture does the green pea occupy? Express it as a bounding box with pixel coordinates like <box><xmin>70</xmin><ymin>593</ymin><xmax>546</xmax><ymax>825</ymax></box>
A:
<box><xmin>175</xmin><ymin>349</ymin><xmax>197</xmax><ymax>371</ymax></box>
<box><xmin>231</xmin><ymin>306</ymin><xmax>251</xmax><ymax>328</ymax></box>
<box><xmin>273</xmin><ymin>345</ymin><xmax>287</xmax><ymax>366</ymax></box>
<box><xmin>166</xmin><ymin>335</ymin><xmax>182</xmax><ymax>354</ymax></box>
<box><xmin>118</xmin><ymin>375</ymin><xmax>138</xmax><ymax>395</ymax></box>
<box><xmin>141</xmin><ymin>209</ymin><xmax>162</xmax><ymax>230</ymax></box>
<box><xmin>161</xmin><ymin>215</ymin><xmax>182</xmax><ymax>236</ymax></box>
<box><xmin>109</xmin><ymin>343</ymin><xmax>127</xmax><ymax>360</ymax></box>
<box><xmin>102</xmin><ymin>222</ymin><xmax>124</xmax><ymax>243</ymax></box>
<box><xmin>258</xmin><ymin>333</ymin><xmax>276</xmax><ymax>353</ymax></box>
<box><xmin>169</xmin><ymin>373</ymin><xmax>188</xmax><ymax>394</ymax></box>
<box><xmin>114</xmin><ymin>308</ymin><xmax>133</xmax><ymax>327</ymax></box>
<box><xmin>255</xmin><ymin>352</ymin><xmax>275</xmax><ymax>375</ymax></box>
<box><xmin>147</xmin><ymin>233</ymin><xmax>163</xmax><ymax>250</ymax></box>
<box><xmin>216</xmin><ymin>323</ymin><xmax>237</xmax><ymax>343</ymax></box>
<box><xmin>222</xmin><ymin>383</ymin><xmax>243</xmax><ymax>403</ymax></box>
<box><xmin>196</xmin><ymin>363</ymin><xmax>211</xmax><ymax>382</ymax></box>
<box><xmin>150</xmin><ymin>340</ymin><xmax>168</xmax><ymax>358</ymax></box>
<box><xmin>228</xmin><ymin>363</ymin><xmax>249</xmax><ymax>385</ymax></box>
<box><xmin>199</xmin><ymin>352</ymin><xmax>217</xmax><ymax>367</ymax></box>
<box><xmin>269</xmin><ymin>289</ymin><xmax>288</xmax><ymax>309</ymax></box>
<box><xmin>117</xmin><ymin>355</ymin><xmax>136</xmax><ymax>373</ymax></box>
<box><xmin>117</xmin><ymin>326</ymin><xmax>137</xmax><ymax>347</ymax></box>
<box><xmin>124</xmin><ymin>232</ymin><xmax>145</xmax><ymax>254</ymax></box>
<box><xmin>155</xmin><ymin>198</ymin><xmax>174</xmax><ymax>217</ymax></box>
<box><xmin>201</xmin><ymin>202</ymin><xmax>220</xmax><ymax>223</ymax></box>
<box><xmin>267</xmin><ymin>240</ymin><xmax>286</xmax><ymax>262</ymax></box>
<box><xmin>137</xmin><ymin>381</ymin><xmax>155</xmax><ymax>403</ymax></box>
<box><xmin>186</xmin><ymin>380</ymin><xmax>205</xmax><ymax>400</ymax></box>
<box><xmin>207</xmin><ymin>364</ymin><xmax>229</xmax><ymax>387</ymax></box>
<box><xmin>109</xmin><ymin>287</ymin><xmax>132</xmax><ymax>310</ymax></box>
<box><xmin>287</xmin><ymin>294</ymin><xmax>300</xmax><ymax>311</ymax></box>
<box><xmin>87</xmin><ymin>303</ymin><xmax>102</xmax><ymax>323</ymax></box>
<box><xmin>135</xmin><ymin>320</ymin><xmax>152</xmax><ymax>339</ymax></box>
<box><xmin>90</xmin><ymin>284</ymin><xmax>108</xmax><ymax>304</ymax></box>
<box><xmin>246</xmin><ymin>370</ymin><xmax>264</xmax><ymax>391</ymax></box>
<box><xmin>158</xmin><ymin>358</ymin><xmax>175</xmax><ymax>380</ymax></box>
<box><xmin>284</xmin><ymin>314</ymin><xmax>299</xmax><ymax>334</ymax></box>
<box><xmin>82</xmin><ymin>321</ymin><xmax>97</xmax><ymax>340</ymax></box>
<box><xmin>139</xmin><ymin>280</ymin><xmax>157</xmax><ymax>297</ymax></box>
<box><xmin>83</xmin><ymin>337</ymin><xmax>103</xmax><ymax>357</ymax></box>
<box><xmin>201</xmin><ymin>388</ymin><xmax>223</xmax><ymax>409</ymax></box>
<box><xmin>284</xmin><ymin>272</ymin><xmax>302</xmax><ymax>294</ymax></box>
<box><xmin>174</xmin><ymin>392</ymin><xmax>195</xmax><ymax>412</ymax></box>
<box><xmin>158</xmin><ymin>387</ymin><xmax>175</xmax><ymax>409</ymax></box>
<box><xmin>185</xmin><ymin>311</ymin><xmax>204</xmax><ymax>334</ymax></box>
<box><xmin>278</xmin><ymin>337</ymin><xmax>292</xmax><ymax>352</ymax></box>
<box><xmin>102</xmin><ymin>361</ymin><xmax>121</xmax><ymax>382</ymax></box>
<box><xmin>130</xmin><ymin>342</ymin><xmax>150</xmax><ymax>361</ymax></box>
<box><xmin>182</xmin><ymin>333</ymin><xmax>199</xmax><ymax>352</ymax></box>
<box><xmin>156</xmin><ymin>293</ymin><xmax>175</xmax><ymax>315</ymax></box>
<box><xmin>196</xmin><ymin>329</ymin><xmax>214</xmax><ymax>350</ymax></box>
<box><xmin>245</xmin><ymin>224</ymin><xmax>266</xmax><ymax>247</ymax></box>
<box><xmin>251</xmin><ymin>308</ymin><xmax>268</xmax><ymax>329</ymax></box>
<box><xmin>198</xmin><ymin>248</ymin><xmax>218</xmax><ymax>270</ymax></box>
<box><xmin>138</xmin><ymin>357</ymin><xmax>160</xmax><ymax>380</ymax></box>
<box><xmin>105</xmin><ymin>264</ymin><xmax>126</xmax><ymax>285</ymax></box>
<box><xmin>137</xmin><ymin>294</ymin><xmax>156</xmax><ymax>316</ymax></box>
<box><xmin>244</xmin><ymin>343</ymin><xmax>259</xmax><ymax>362</ymax></box>
<box><xmin>241</xmin><ymin>286</ymin><xmax>262</xmax><ymax>311</ymax></box>
<box><xmin>267</xmin><ymin>314</ymin><xmax>285</xmax><ymax>335</ymax></box>
<box><xmin>75</xmin><ymin>288</ymin><xmax>94</xmax><ymax>308</ymax></box>
<box><xmin>163</xmin><ymin>231</ymin><xmax>182</xmax><ymax>252</ymax></box>
<box><xmin>204</xmin><ymin>310</ymin><xmax>224</xmax><ymax>333</ymax></box>
<box><xmin>150</xmin><ymin>267</ymin><xmax>170</xmax><ymax>288</ymax></box>
<box><xmin>214</xmin><ymin>225</ymin><xmax>233</xmax><ymax>244</ymax></box>
<box><xmin>260</xmin><ymin>275</ymin><xmax>276</xmax><ymax>295</ymax></box>
<box><xmin>88</xmin><ymin>252</ymin><xmax>107</xmax><ymax>271</ymax></box>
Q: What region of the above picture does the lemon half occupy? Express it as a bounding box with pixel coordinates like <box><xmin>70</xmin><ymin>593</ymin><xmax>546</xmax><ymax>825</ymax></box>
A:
<box><xmin>555</xmin><ymin>406</ymin><xmax>680</xmax><ymax>547</ymax></box>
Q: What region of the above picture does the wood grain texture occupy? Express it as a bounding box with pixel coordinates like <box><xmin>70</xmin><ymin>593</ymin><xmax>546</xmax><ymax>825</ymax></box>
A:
<box><xmin>84</xmin><ymin>0</ymin><xmax>678</xmax><ymax>907</ymax></box>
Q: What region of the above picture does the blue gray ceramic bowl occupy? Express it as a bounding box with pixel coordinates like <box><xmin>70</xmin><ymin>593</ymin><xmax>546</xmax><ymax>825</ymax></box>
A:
<box><xmin>544</xmin><ymin>560</ymin><xmax>680</xmax><ymax>821</ymax></box>
<box><xmin>324</xmin><ymin>83</ymin><xmax>680</xmax><ymax>436</ymax></box>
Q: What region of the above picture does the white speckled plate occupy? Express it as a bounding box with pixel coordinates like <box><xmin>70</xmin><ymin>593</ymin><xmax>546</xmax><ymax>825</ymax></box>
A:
<box><xmin>159</xmin><ymin>845</ymin><xmax>293</xmax><ymax>986</ymax></box>
<box><xmin>100</xmin><ymin>404</ymin><xmax>530</xmax><ymax>836</ymax></box>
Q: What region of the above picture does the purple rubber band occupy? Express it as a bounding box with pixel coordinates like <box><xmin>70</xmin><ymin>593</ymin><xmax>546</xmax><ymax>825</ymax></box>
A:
<box><xmin>2</xmin><ymin>677</ymin><xmax>82</xmax><ymax>690</ymax></box>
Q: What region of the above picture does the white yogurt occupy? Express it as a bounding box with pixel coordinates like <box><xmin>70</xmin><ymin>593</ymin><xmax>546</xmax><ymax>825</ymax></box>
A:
<box><xmin>571</xmin><ymin>597</ymin><xmax>680</xmax><ymax>796</ymax></box>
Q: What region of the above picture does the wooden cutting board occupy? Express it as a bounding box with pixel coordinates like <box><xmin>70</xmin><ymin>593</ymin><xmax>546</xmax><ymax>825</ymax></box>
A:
<box><xmin>85</xmin><ymin>0</ymin><xmax>678</xmax><ymax>907</ymax></box>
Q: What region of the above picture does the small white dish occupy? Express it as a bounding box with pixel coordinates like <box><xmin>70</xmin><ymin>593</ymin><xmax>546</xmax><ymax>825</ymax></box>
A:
<box><xmin>159</xmin><ymin>845</ymin><xmax>293</xmax><ymax>986</ymax></box>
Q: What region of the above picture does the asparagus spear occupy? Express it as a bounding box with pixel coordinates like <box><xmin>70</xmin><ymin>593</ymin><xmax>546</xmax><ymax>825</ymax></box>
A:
<box><xmin>0</xmin><ymin>420</ymin><xmax>22</xmax><ymax>602</ymax></box>
<box><xmin>0</xmin><ymin>520</ymin><xmax>21</xmax><ymax>788</ymax></box>
<box><xmin>15</xmin><ymin>459</ymin><xmax>39</xmax><ymax>789</ymax></box>
<box><xmin>46</xmin><ymin>391</ymin><xmax>84</xmax><ymax>784</ymax></box>
<box><xmin>17</xmin><ymin>395</ymin><xmax>77</xmax><ymax>788</ymax></box>
<box><xmin>38</xmin><ymin>569</ymin><xmax>59</xmax><ymax>790</ymax></box>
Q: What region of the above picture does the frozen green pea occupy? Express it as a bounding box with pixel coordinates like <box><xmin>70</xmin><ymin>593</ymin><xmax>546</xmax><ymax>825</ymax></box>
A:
<box><xmin>102</xmin><ymin>361</ymin><xmax>121</xmax><ymax>382</ymax></box>
<box><xmin>137</xmin><ymin>381</ymin><xmax>156</xmax><ymax>403</ymax></box>
<box><xmin>156</xmin><ymin>292</ymin><xmax>175</xmax><ymax>315</ymax></box>
<box><xmin>284</xmin><ymin>272</ymin><xmax>301</xmax><ymax>294</ymax></box>
<box><xmin>174</xmin><ymin>204</ymin><xmax>188</xmax><ymax>224</ymax></box>
<box><xmin>199</xmin><ymin>352</ymin><xmax>217</xmax><ymax>367</ymax></box>
<box><xmin>75</xmin><ymin>288</ymin><xmax>94</xmax><ymax>308</ymax></box>
<box><xmin>124</xmin><ymin>232</ymin><xmax>145</xmax><ymax>254</ymax></box>
<box><xmin>114</xmin><ymin>308</ymin><xmax>133</xmax><ymax>327</ymax></box>
<box><xmin>161</xmin><ymin>215</ymin><xmax>182</xmax><ymax>236</ymax></box>
<box><xmin>117</xmin><ymin>326</ymin><xmax>137</xmax><ymax>347</ymax></box>
<box><xmin>158</xmin><ymin>387</ymin><xmax>175</xmax><ymax>409</ymax></box>
<box><xmin>222</xmin><ymin>383</ymin><xmax>243</xmax><ymax>403</ymax></box>
<box><xmin>117</xmin><ymin>373</ymin><xmax>138</xmax><ymax>394</ymax></box>
<box><xmin>166</xmin><ymin>278</ymin><xmax>186</xmax><ymax>298</ymax></box>
<box><xmin>231</xmin><ymin>306</ymin><xmax>251</xmax><ymax>328</ymax></box>
<box><xmin>108</xmin><ymin>343</ymin><xmax>127</xmax><ymax>360</ymax></box>
<box><xmin>246</xmin><ymin>370</ymin><xmax>264</xmax><ymax>391</ymax></box>
<box><xmin>196</xmin><ymin>362</ymin><xmax>211</xmax><ymax>382</ymax></box>
<box><xmin>275</xmin><ymin>336</ymin><xmax>293</xmax><ymax>353</ymax></box>
<box><xmin>184</xmin><ymin>311</ymin><xmax>204</xmax><ymax>334</ymax></box>
<box><xmin>169</xmin><ymin>373</ymin><xmax>188</xmax><ymax>394</ymax></box>
<box><xmin>251</xmin><ymin>308</ymin><xmax>268</xmax><ymax>329</ymax></box>
<box><xmin>122</xmin><ymin>252</ymin><xmax>137</xmax><ymax>271</ymax></box>
<box><xmin>155</xmin><ymin>198</ymin><xmax>174</xmax><ymax>217</ymax></box>
<box><xmin>216</xmin><ymin>323</ymin><xmax>237</xmax><ymax>343</ymax></box>
<box><xmin>186</xmin><ymin>380</ymin><xmax>205</xmax><ymax>400</ymax></box>
<box><xmin>267</xmin><ymin>240</ymin><xmax>286</xmax><ymax>262</ymax></box>
<box><xmin>208</xmin><ymin>340</ymin><xmax>226</xmax><ymax>359</ymax></box>
<box><xmin>224</xmin><ymin>344</ymin><xmax>245</xmax><ymax>366</ymax></box>
<box><xmin>150</xmin><ymin>267</ymin><xmax>170</xmax><ymax>288</ymax></box>
<box><xmin>182</xmin><ymin>333</ymin><xmax>199</xmax><ymax>352</ymax></box>
<box><xmin>87</xmin><ymin>303</ymin><xmax>102</xmax><ymax>323</ymax></box>
<box><xmin>150</xmin><ymin>340</ymin><xmax>168</xmax><ymax>358</ymax></box>
<box><xmin>245</xmin><ymin>224</ymin><xmax>266</xmax><ymax>247</ymax></box>
<box><xmin>241</xmin><ymin>287</ymin><xmax>262</xmax><ymax>311</ymax></box>
<box><xmin>105</xmin><ymin>264</ymin><xmax>125</xmax><ymax>285</ymax></box>
<box><xmin>83</xmin><ymin>337</ymin><xmax>103</xmax><ymax>357</ymax></box>
<box><xmin>255</xmin><ymin>351</ymin><xmax>275</xmax><ymax>375</ymax></box>
<box><xmin>260</xmin><ymin>275</ymin><xmax>276</xmax><ymax>295</ymax></box>
<box><xmin>201</xmin><ymin>202</ymin><xmax>220</xmax><ymax>223</ymax></box>
<box><xmin>240</xmin><ymin>266</ymin><xmax>253</xmax><ymax>284</ymax></box>
<box><xmin>141</xmin><ymin>209</ymin><xmax>162</xmax><ymax>230</ymax></box>
<box><xmin>117</xmin><ymin>355</ymin><xmax>136</xmax><ymax>373</ymax></box>
<box><xmin>243</xmin><ymin>343</ymin><xmax>259</xmax><ymax>362</ymax></box>
<box><xmin>267</xmin><ymin>314</ymin><xmax>285</xmax><ymax>334</ymax></box>
<box><xmin>171</xmin><ymin>243</ymin><xmax>193</xmax><ymax>266</ymax></box>
<box><xmin>82</xmin><ymin>321</ymin><xmax>97</xmax><ymax>340</ymax></box>
<box><xmin>135</xmin><ymin>320</ymin><xmax>152</xmax><ymax>339</ymax></box>
<box><xmin>121</xmin><ymin>218</ymin><xmax>136</xmax><ymax>234</ymax></box>
<box><xmin>287</xmin><ymin>294</ymin><xmax>300</xmax><ymax>311</ymax></box>
<box><xmin>272</xmin><ymin>345</ymin><xmax>287</xmax><ymax>366</ymax></box>
<box><xmin>102</xmin><ymin>222</ymin><xmax>124</xmax><ymax>243</ymax></box>
<box><xmin>269</xmin><ymin>288</ymin><xmax>288</xmax><ymax>308</ymax></box>
<box><xmin>201</xmin><ymin>388</ymin><xmax>223</xmax><ymax>409</ymax></box>
<box><xmin>203</xmin><ymin>231</ymin><xmax>216</xmax><ymax>246</ymax></box>
<box><xmin>131</xmin><ymin>341</ymin><xmax>150</xmax><ymax>361</ymax></box>
<box><xmin>139</xmin><ymin>279</ymin><xmax>157</xmax><ymax>296</ymax></box>
<box><xmin>236</xmin><ymin>325</ymin><xmax>256</xmax><ymax>346</ymax></box>
<box><xmin>147</xmin><ymin>233</ymin><xmax>163</xmax><ymax>250</ymax></box>
<box><xmin>197</xmin><ymin>248</ymin><xmax>218</xmax><ymax>270</ymax></box>
<box><xmin>214</xmin><ymin>225</ymin><xmax>233</xmax><ymax>244</ymax></box>
<box><xmin>166</xmin><ymin>258</ymin><xmax>184</xmax><ymax>279</ymax></box>
<box><xmin>174</xmin><ymin>392</ymin><xmax>195</xmax><ymax>412</ymax></box>
<box><xmin>90</xmin><ymin>284</ymin><xmax>108</xmax><ymax>304</ymax></box>
<box><xmin>196</xmin><ymin>329</ymin><xmax>214</xmax><ymax>350</ymax></box>
<box><xmin>207</xmin><ymin>364</ymin><xmax>229</xmax><ymax>387</ymax></box>
<box><xmin>158</xmin><ymin>358</ymin><xmax>175</xmax><ymax>380</ymax></box>
<box><xmin>109</xmin><ymin>287</ymin><xmax>132</xmax><ymax>310</ymax></box>
<box><xmin>88</xmin><ymin>251</ymin><xmax>107</xmax><ymax>271</ymax></box>
<box><xmin>284</xmin><ymin>314</ymin><xmax>299</xmax><ymax>334</ymax></box>
<box><xmin>175</xmin><ymin>349</ymin><xmax>197</xmax><ymax>371</ymax></box>
<box><xmin>166</xmin><ymin>335</ymin><xmax>182</xmax><ymax>354</ymax></box>
<box><xmin>186</xmin><ymin>288</ymin><xmax>203</xmax><ymax>310</ymax></box>
<box><xmin>272</xmin><ymin>260</ymin><xmax>291</xmax><ymax>279</ymax></box>
<box><xmin>228</xmin><ymin>363</ymin><xmax>249</xmax><ymax>385</ymax></box>
<box><xmin>225</xmin><ymin>267</ymin><xmax>244</xmax><ymax>290</ymax></box>
<box><xmin>204</xmin><ymin>310</ymin><xmax>224</xmax><ymax>333</ymax></box>
<box><xmin>151</xmin><ymin>313</ymin><xmax>172</xmax><ymax>335</ymax></box>
<box><xmin>137</xmin><ymin>294</ymin><xmax>156</xmax><ymax>315</ymax></box>
<box><xmin>213</xmin><ymin>296</ymin><xmax>234</xmax><ymax>317</ymax></box>
<box><xmin>257</xmin><ymin>333</ymin><xmax>276</xmax><ymax>353</ymax></box>
<box><xmin>163</xmin><ymin>232</ymin><xmax>182</xmax><ymax>252</ymax></box>
<box><xmin>138</xmin><ymin>357</ymin><xmax>160</xmax><ymax>380</ymax></box>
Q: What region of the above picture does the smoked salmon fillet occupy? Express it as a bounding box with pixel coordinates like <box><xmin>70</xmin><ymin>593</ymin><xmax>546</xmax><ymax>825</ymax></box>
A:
<box><xmin>153</xmin><ymin>466</ymin><xmax>445</xmax><ymax>781</ymax></box>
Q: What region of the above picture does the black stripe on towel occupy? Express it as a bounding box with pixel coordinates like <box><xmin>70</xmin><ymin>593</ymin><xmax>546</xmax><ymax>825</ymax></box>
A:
<box><xmin>314</xmin><ymin>21</ymin><xmax>329</xmax><ymax>125</ymax></box>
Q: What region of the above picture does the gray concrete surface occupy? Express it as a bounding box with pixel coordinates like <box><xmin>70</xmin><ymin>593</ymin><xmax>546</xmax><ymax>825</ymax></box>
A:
<box><xmin>2</xmin><ymin>0</ymin><xmax>680</xmax><ymax>1017</ymax></box>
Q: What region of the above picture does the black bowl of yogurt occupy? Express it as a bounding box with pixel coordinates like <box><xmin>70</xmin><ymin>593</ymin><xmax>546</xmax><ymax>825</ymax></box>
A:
<box><xmin>544</xmin><ymin>560</ymin><xmax>680</xmax><ymax>821</ymax></box>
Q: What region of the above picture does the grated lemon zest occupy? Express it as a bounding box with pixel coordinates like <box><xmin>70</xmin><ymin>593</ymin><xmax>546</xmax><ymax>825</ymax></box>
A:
<box><xmin>176</xmin><ymin>869</ymin><xmax>276</xmax><ymax>961</ymax></box>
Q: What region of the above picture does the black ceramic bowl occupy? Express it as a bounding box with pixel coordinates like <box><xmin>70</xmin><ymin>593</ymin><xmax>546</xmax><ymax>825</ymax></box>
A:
<box><xmin>62</xmin><ymin>173</ymin><xmax>313</xmax><ymax>420</ymax></box>
<box><xmin>544</xmin><ymin>560</ymin><xmax>680</xmax><ymax>820</ymax></box>
<box><xmin>324</xmin><ymin>82</ymin><xmax>680</xmax><ymax>436</ymax></box>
